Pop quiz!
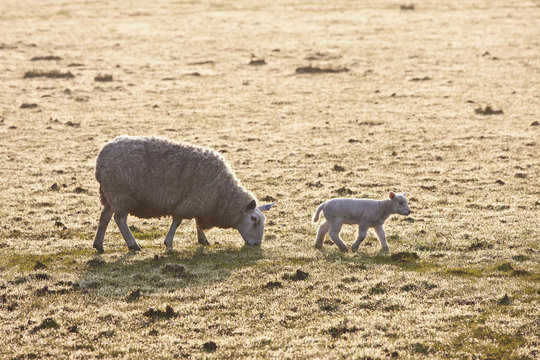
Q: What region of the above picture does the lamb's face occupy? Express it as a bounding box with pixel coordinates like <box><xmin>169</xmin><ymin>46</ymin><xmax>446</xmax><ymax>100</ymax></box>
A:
<box><xmin>237</xmin><ymin>208</ymin><xmax>266</xmax><ymax>246</ymax></box>
<box><xmin>390</xmin><ymin>192</ymin><xmax>411</xmax><ymax>216</ymax></box>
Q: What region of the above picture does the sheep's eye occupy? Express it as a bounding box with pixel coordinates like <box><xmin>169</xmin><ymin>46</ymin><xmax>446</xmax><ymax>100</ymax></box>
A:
<box><xmin>250</xmin><ymin>215</ymin><xmax>257</xmax><ymax>222</ymax></box>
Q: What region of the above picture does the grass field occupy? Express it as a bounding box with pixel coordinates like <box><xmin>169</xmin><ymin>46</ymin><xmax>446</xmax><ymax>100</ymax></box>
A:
<box><xmin>1</xmin><ymin>0</ymin><xmax>539</xmax><ymax>358</ymax></box>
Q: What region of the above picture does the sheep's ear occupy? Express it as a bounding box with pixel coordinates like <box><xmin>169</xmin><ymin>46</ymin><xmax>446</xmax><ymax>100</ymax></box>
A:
<box><xmin>246</xmin><ymin>200</ymin><xmax>257</xmax><ymax>211</ymax></box>
<box><xmin>389</xmin><ymin>191</ymin><xmax>396</xmax><ymax>200</ymax></box>
<box><xmin>257</xmin><ymin>202</ymin><xmax>276</xmax><ymax>212</ymax></box>
<box><xmin>402</xmin><ymin>192</ymin><xmax>407</xmax><ymax>197</ymax></box>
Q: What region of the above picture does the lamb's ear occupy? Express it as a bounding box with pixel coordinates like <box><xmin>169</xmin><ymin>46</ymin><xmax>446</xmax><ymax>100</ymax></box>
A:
<box><xmin>246</xmin><ymin>200</ymin><xmax>257</xmax><ymax>211</ymax></box>
<box><xmin>402</xmin><ymin>192</ymin><xmax>407</xmax><ymax>197</ymax></box>
<box><xmin>389</xmin><ymin>191</ymin><xmax>396</xmax><ymax>200</ymax></box>
<box><xmin>257</xmin><ymin>202</ymin><xmax>276</xmax><ymax>212</ymax></box>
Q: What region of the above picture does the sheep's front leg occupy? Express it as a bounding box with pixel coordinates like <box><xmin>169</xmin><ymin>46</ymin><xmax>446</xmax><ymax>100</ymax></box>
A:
<box><xmin>374</xmin><ymin>225</ymin><xmax>389</xmax><ymax>252</ymax></box>
<box><xmin>328</xmin><ymin>222</ymin><xmax>348</xmax><ymax>252</ymax></box>
<box><xmin>93</xmin><ymin>204</ymin><xmax>113</xmax><ymax>253</ymax></box>
<box><xmin>164</xmin><ymin>219</ymin><xmax>182</xmax><ymax>249</ymax></box>
<box><xmin>351</xmin><ymin>226</ymin><xmax>368</xmax><ymax>252</ymax></box>
<box><xmin>315</xmin><ymin>220</ymin><xmax>330</xmax><ymax>249</ymax></box>
<box><xmin>196</xmin><ymin>221</ymin><xmax>210</xmax><ymax>246</ymax></box>
<box><xmin>113</xmin><ymin>213</ymin><xmax>141</xmax><ymax>251</ymax></box>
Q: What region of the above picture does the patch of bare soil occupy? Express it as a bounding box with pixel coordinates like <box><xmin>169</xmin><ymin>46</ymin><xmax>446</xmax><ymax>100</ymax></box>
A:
<box><xmin>30</xmin><ymin>317</ymin><xmax>60</xmax><ymax>333</ymax></box>
<box><xmin>30</xmin><ymin>55</ymin><xmax>62</xmax><ymax>61</ymax></box>
<box><xmin>94</xmin><ymin>74</ymin><xmax>113</xmax><ymax>82</ymax></box>
<box><xmin>325</xmin><ymin>320</ymin><xmax>359</xmax><ymax>339</ymax></box>
<box><xmin>248</xmin><ymin>56</ymin><xmax>266</xmax><ymax>66</ymax></box>
<box><xmin>262</xmin><ymin>281</ymin><xmax>283</xmax><ymax>289</ymax></box>
<box><xmin>126</xmin><ymin>289</ymin><xmax>142</xmax><ymax>302</ymax></box>
<box><xmin>295</xmin><ymin>65</ymin><xmax>348</xmax><ymax>74</ymax></box>
<box><xmin>282</xmin><ymin>269</ymin><xmax>309</xmax><ymax>281</ymax></box>
<box><xmin>20</xmin><ymin>103</ymin><xmax>38</xmax><ymax>109</ymax></box>
<box><xmin>335</xmin><ymin>186</ymin><xmax>355</xmax><ymax>196</ymax></box>
<box><xmin>23</xmin><ymin>70</ymin><xmax>74</xmax><ymax>79</ymax></box>
<box><xmin>187</xmin><ymin>60</ymin><xmax>214</xmax><ymax>65</ymax></box>
<box><xmin>391</xmin><ymin>251</ymin><xmax>419</xmax><ymax>262</ymax></box>
<box><xmin>86</xmin><ymin>258</ymin><xmax>105</xmax><ymax>268</ymax></box>
<box><xmin>202</xmin><ymin>341</ymin><xmax>217</xmax><ymax>352</ymax></box>
<box><xmin>143</xmin><ymin>305</ymin><xmax>178</xmax><ymax>319</ymax></box>
<box><xmin>475</xmin><ymin>105</ymin><xmax>503</xmax><ymax>115</ymax></box>
<box><xmin>400</xmin><ymin>4</ymin><xmax>415</xmax><ymax>11</ymax></box>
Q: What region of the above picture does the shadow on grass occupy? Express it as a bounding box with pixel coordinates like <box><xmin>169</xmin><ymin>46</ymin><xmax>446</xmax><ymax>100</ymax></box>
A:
<box><xmin>77</xmin><ymin>245</ymin><xmax>265</xmax><ymax>297</ymax></box>
<box><xmin>321</xmin><ymin>248</ymin><xmax>439</xmax><ymax>273</ymax></box>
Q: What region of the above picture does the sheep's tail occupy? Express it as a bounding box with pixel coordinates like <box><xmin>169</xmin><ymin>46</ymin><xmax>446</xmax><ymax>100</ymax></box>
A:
<box><xmin>312</xmin><ymin>202</ymin><xmax>326</xmax><ymax>223</ymax></box>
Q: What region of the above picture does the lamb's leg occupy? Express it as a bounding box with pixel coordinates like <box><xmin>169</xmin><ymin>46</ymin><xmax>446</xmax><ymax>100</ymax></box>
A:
<box><xmin>164</xmin><ymin>219</ymin><xmax>181</xmax><ymax>249</ymax></box>
<box><xmin>93</xmin><ymin>204</ymin><xmax>113</xmax><ymax>253</ymax></box>
<box><xmin>374</xmin><ymin>225</ymin><xmax>389</xmax><ymax>252</ymax></box>
<box><xmin>351</xmin><ymin>226</ymin><xmax>368</xmax><ymax>252</ymax></box>
<box><xmin>315</xmin><ymin>220</ymin><xmax>330</xmax><ymax>249</ymax></box>
<box><xmin>328</xmin><ymin>222</ymin><xmax>348</xmax><ymax>252</ymax></box>
<box><xmin>113</xmin><ymin>213</ymin><xmax>141</xmax><ymax>251</ymax></box>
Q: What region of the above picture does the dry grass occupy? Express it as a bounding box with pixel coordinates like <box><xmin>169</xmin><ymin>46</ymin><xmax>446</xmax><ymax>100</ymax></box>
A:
<box><xmin>0</xmin><ymin>0</ymin><xmax>539</xmax><ymax>359</ymax></box>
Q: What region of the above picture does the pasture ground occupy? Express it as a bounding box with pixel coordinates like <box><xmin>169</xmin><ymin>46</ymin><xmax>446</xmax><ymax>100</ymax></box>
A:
<box><xmin>0</xmin><ymin>0</ymin><xmax>539</xmax><ymax>359</ymax></box>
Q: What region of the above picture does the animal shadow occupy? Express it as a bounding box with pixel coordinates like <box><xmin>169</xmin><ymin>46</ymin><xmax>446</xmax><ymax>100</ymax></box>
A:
<box><xmin>77</xmin><ymin>246</ymin><xmax>264</xmax><ymax>297</ymax></box>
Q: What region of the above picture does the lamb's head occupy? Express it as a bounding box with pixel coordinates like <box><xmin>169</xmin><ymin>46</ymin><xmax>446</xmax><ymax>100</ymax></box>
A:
<box><xmin>237</xmin><ymin>200</ymin><xmax>275</xmax><ymax>246</ymax></box>
<box><xmin>389</xmin><ymin>191</ymin><xmax>411</xmax><ymax>216</ymax></box>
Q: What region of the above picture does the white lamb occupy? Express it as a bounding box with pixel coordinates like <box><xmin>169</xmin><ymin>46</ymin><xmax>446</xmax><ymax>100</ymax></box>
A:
<box><xmin>312</xmin><ymin>192</ymin><xmax>410</xmax><ymax>252</ymax></box>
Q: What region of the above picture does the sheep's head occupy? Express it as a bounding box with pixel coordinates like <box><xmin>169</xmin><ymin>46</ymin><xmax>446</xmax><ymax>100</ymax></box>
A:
<box><xmin>237</xmin><ymin>200</ymin><xmax>275</xmax><ymax>246</ymax></box>
<box><xmin>389</xmin><ymin>191</ymin><xmax>411</xmax><ymax>216</ymax></box>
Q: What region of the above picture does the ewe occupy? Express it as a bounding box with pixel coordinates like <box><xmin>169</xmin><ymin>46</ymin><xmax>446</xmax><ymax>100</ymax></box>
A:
<box><xmin>93</xmin><ymin>136</ymin><xmax>274</xmax><ymax>253</ymax></box>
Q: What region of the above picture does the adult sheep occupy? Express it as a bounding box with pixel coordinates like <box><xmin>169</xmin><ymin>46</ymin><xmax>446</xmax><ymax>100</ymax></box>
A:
<box><xmin>93</xmin><ymin>135</ymin><xmax>275</xmax><ymax>253</ymax></box>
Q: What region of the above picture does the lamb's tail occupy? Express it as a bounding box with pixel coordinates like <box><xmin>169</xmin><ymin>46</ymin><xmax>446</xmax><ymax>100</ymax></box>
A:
<box><xmin>312</xmin><ymin>202</ymin><xmax>326</xmax><ymax>223</ymax></box>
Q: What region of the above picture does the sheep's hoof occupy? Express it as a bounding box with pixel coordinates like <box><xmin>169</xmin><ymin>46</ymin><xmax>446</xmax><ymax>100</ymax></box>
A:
<box><xmin>198</xmin><ymin>238</ymin><xmax>210</xmax><ymax>246</ymax></box>
<box><xmin>94</xmin><ymin>245</ymin><xmax>104</xmax><ymax>254</ymax></box>
<box><xmin>339</xmin><ymin>246</ymin><xmax>349</xmax><ymax>253</ymax></box>
<box><xmin>128</xmin><ymin>244</ymin><xmax>142</xmax><ymax>251</ymax></box>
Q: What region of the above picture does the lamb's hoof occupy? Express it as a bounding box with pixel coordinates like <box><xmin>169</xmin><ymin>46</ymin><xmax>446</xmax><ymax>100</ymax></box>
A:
<box><xmin>351</xmin><ymin>246</ymin><xmax>359</xmax><ymax>252</ymax></box>
<box><xmin>381</xmin><ymin>247</ymin><xmax>390</xmax><ymax>253</ymax></box>
<box><xmin>128</xmin><ymin>244</ymin><xmax>142</xmax><ymax>251</ymax></box>
<box><xmin>94</xmin><ymin>245</ymin><xmax>104</xmax><ymax>254</ymax></box>
<box><xmin>339</xmin><ymin>247</ymin><xmax>349</xmax><ymax>253</ymax></box>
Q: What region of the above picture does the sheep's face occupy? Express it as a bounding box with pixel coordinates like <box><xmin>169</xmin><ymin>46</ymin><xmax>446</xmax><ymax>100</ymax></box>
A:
<box><xmin>237</xmin><ymin>200</ymin><xmax>275</xmax><ymax>246</ymax></box>
<box><xmin>389</xmin><ymin>192</ymin><xmax>411</xmax><ymax>216</ymax></box>
<box><xmin>238</xmin><ymin>208</ymin><xmax>266</xmax><ymax>246</ymax></box>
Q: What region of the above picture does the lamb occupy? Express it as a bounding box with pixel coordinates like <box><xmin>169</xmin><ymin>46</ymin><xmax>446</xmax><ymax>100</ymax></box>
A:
<box><xmin>93</xmin><ymin>135</ymin><xmax>275</xmax><ymax>253</ymax></box>
<box><xmin>312</xmin><ymin>192</ymin><xmax>410</xmax><ymax>252</ymax></box>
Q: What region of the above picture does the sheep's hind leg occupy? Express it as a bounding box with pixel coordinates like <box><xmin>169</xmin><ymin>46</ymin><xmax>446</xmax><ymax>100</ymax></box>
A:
<box><xmin>197</xmin><ymin>226</ymin><xmax>210</xmax><ymax>246</ymax></box>
<box><xmin>328</xmin><ymin>223</ymin><xmax>348</xmax><ymax>252</ymax></box>
<box><xmin>113</xmin><ymin>213</ymin><xmax>141</xmax><ymax>251</ymax></box>
<box><xmin>164</xmin><ymin>219</ymin><xmax>181</xmax><ymax>249</ymax></box>
<box><xmin>315</xmin><ymin>220</ymin><xmax>330</xmax><ymax>249</ymax></box>
<box><xmin>93</xmin><ymin>204</ymin><xmax>113</xmax><ymax>253</ymax></box>
<box><xmin>194</xmin><ymin>219</ymin><xmax>210</xmax><ymax>246</ymax></box>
